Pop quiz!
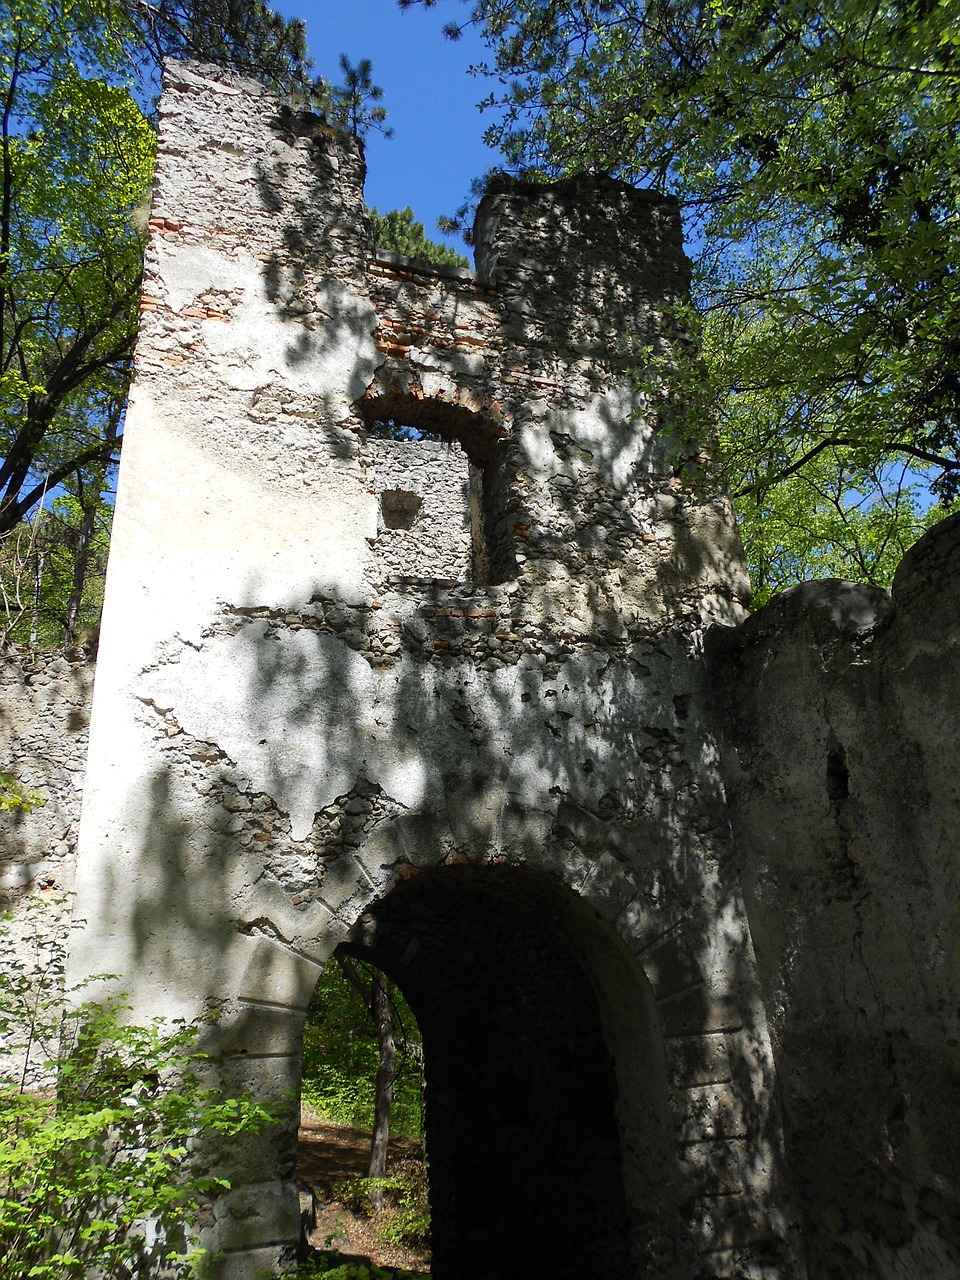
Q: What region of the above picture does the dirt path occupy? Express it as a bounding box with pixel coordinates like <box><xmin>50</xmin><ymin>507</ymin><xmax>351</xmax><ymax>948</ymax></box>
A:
<box><xmin>297</xmin><ymin>1112</ymin><xmax>431</xmax><ymax>1275</ymax></box>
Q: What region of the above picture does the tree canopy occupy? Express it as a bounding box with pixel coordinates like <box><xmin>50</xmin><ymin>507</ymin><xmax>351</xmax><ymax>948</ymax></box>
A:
<box><xmin>1</xmin><ymin>3</ymin><xmax>149</xmax><ymax>540</ymax></box>
<box><xmin>0</xmin><ymin>0</ymin><xmax>322</xmax><ymax>645</ymax></box>
<box><xmin>370</xmin><ymin>205</ymin><xmax>470</xmax><ymax>267</ymax></box>
<box><xmin>126</xmin><ymin>0</ymin><xmax>318</xmax><ymax>93</ymax></box>
<box><xmin>409</xmin><ymin>0</ymin><xmax>960</xmax><ymax>597</ymax></box>
<box><xmin>326</xmin><ymin>54</ymin><xmax>393</xmax><ymax>139</ymax></box>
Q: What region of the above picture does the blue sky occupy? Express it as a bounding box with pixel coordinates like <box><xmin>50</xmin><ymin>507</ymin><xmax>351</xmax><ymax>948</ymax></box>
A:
<box><xmin>271</xmin><ymin>0</ymin><xmax>501</xmax><ymax>258</ymax></box>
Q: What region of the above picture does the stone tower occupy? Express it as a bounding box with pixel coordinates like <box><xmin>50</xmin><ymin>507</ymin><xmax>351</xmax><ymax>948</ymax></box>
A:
<box><xmin>69</xmin><ymin>62</ymin><xmax>805</xmax><ymax>1279</ymax></box>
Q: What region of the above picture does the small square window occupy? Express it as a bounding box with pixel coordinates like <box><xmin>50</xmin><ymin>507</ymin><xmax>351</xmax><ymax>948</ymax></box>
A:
<box><xmin>380</xmin><ymin>489</ymin><xmax>423</xmax><ymax>530</ymax></box>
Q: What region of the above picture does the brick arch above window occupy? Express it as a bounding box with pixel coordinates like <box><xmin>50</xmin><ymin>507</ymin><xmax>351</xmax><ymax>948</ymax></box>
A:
<box><xmin>358</xmin><ymin>382</ymin><xmax>516</xmax><ymax>588</ymax></box>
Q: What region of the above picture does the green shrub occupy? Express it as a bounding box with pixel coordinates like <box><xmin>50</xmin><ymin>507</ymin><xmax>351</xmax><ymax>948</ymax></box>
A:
<box><xmin>296</xmin><ymin>1254</ymin><xmax>429</xmax><ymax>1279</ymax></box>
<box><xmin>0</xmin><ymin>771</ymin><xmax>44</xmax><ymax>813</ymax></box>
<box><xmin>330</xmin><ymin>1163</ymin><xmax>429</xmax><ymax>1253</ymax></box>
<box><xmin>302</xmin><ymin>1062</ymin><xmax>377</xmax><ymax>1132</ymax></box>
<box><xmin>0</xmin><ymin>898</ymin><xmax>279</xmax><ymax>1278</ymax></box>
<box><xmin>374</xmin><ymin>1160</ymin><xmax>430</xmax><ymax>1251</ymax></box>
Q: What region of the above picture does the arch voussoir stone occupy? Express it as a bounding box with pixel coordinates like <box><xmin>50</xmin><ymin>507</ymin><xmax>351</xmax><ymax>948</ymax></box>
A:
<box><xmin>235</xmin><ymin>934</ymin><xmax>323</xmax><ymax>1012</ymax></box>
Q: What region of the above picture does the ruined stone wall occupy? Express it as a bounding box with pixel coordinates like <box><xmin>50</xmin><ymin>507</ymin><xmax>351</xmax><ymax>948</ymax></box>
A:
<box><xmin>3</xmin><ymin>530</ymin><xmax>953</xmax><ymax>1280</ymax></box>
<box><xmin>0</xmin><ymin>651</ymin><xmax>93</xmax><ymax>896</ymax></box>
<box><xmin>66</xmin><ymin>60</ymin><xmax>792</xmax><ymax>1280</ymax></box>
<box><xmin>0</xmin><ymin>653</ymin><xmax>93</xmax><ymax>1085</ymax></box>
<box><xmin>4</xmin><ymin>55</ymin><xmax>959</xmax><ymax>1280</ymax></box>
<box><xmin>709</xmin><ymin>510</ymin><xmax>960</xmax><ymax>1280</ymax></box>
<box><xmin>6</xmin><ymin>518</ymin><xmax>960</xmax><ymax>1280</ymax></box>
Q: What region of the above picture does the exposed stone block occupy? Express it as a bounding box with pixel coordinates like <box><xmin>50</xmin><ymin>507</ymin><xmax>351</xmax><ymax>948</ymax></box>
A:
<box><xmin>236</xmin><ymin>935</ymin><xmax>322</xmax><ymax>1011</ymax></box>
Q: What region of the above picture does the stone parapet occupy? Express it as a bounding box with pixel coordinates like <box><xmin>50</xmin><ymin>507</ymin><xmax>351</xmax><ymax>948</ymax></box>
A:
<box><xmin>708</xmin><ymin>518</ymin><xmax>960</xmax><ymax>1278</ymax></box>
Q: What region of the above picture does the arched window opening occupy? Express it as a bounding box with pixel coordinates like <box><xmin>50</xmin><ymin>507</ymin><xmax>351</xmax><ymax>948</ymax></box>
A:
<box><xmin>360</xmin><ymin>395</ymin><xmax>515</xmax><ymax>588</ymax></box>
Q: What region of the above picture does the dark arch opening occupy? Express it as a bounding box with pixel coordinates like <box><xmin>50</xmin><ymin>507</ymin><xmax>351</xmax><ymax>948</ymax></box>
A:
<box><xmin>336</xmin><ymin>865</ymin><xmax>671</xmax><ymax>1280</ymax></box>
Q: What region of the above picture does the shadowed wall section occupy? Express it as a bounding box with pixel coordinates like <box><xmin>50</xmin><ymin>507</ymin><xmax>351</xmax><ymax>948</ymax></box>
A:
<box><xmin>708</xmin><ymin>512</ymin><xmax>960</xmax><ymax>1280</ymax></box>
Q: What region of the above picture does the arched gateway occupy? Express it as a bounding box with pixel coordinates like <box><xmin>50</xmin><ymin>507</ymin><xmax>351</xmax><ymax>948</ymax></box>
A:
<box><xmin>69</xmin><ymin>61</ymin><xmax>805</xmax><ymax>1279</ymax></box>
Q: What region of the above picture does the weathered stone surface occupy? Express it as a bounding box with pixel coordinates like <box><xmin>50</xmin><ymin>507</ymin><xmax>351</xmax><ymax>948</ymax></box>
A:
<box><xmin>709</xmin><ymin>540</ymin><xmax>960</xmax><ymax>1279</ymax></box>
<box><xmin>0</xmin><ymin>650</ymin><xmax>92</xmax><ymax>895</ymax></box>
<box><xmin>5</xmin><ymin>55</ymin><xmax>955</xmax><ymax>1280</ymax></box>
<box><xmin>367</xmin><ymin>435</ymin><xmax>473</xmax><ymax>582</ymax></box>
<box><xmin>59</xmin><ymin>58</ymin><xmax>783</xmax><ymax>1280</ymax></box>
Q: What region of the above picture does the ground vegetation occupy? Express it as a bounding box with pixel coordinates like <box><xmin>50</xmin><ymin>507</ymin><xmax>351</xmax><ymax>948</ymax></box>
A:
<box><xmin>299</xmin><ymin>960</ymin><xmax>430</xmax><ymax>1271</ymax></box>
<box><xmin>0</xmin><ymin>895</ymin><xmax>279</xmax><ymax>1278</ymax></box>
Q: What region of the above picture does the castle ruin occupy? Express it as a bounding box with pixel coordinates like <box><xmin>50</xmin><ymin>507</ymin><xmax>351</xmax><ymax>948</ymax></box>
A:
<box><xmin>2</xmin><ymin>60</ymin><xmax>959</xmax><ymax>1280</ymax></box>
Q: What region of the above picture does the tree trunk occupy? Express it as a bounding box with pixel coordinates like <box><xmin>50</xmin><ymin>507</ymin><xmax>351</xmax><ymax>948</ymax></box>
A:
<box><xmin>29</xmin><ymin>548</ymin><xmax>43</xmax><ymax>649</ymax></box>
<box><xmin>367</xmin><ymin>970</ymin><xmax>397</xmax><ymax>1209</ymax></box>
<box><xmin>63</xmin><ymin>493</ymin><xmax>97</xmax><ymax>645</ymax></box>
<box><xmin>336</xmin><ymin>955</ymin><xmax>400</xmax><ymax>1210</ymax></box>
